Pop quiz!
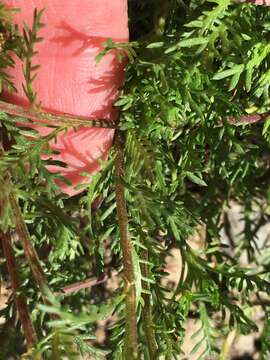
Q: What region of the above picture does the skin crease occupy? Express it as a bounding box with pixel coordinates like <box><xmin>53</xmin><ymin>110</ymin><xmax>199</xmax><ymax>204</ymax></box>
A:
<box><xmin>2</xmin><ymin>0</ymin><xmax>129</xmax><ymax>196</ymax></box>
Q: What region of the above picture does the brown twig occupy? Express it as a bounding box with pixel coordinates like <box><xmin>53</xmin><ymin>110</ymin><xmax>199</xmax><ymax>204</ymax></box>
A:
<box><xmin>114</xmin><ymin>130</ymin><xmax>138</xmax><ymax>359</ymax></box>
<box><xmin>0</xmin><ymin>178</ymin><xmax>49</xmax><ymax>301</ymax></box>
<box><xmin>0</xmin><ymin>100</ymin><xmax>269</xmax><ymax>132</ymax></box>
<box><xmin>0</xmin><ymin>100</ymin><xmax>117</xmax><ymax>129</ymax></box>
<box><xmin>60</xmin><ymin>270</ymin><xmax>119</xmax><ymax>295</ymax></box>
<box><xmin>0</xmin><ymin>129</ymin><xmax>49</xmax><ymax>300</ymax></box>
<box><xmin>0</xmin><ymin>230</ymin><xmax>38</xmax><ymax>349</ymax></box>
<box><xmin>9</xmin><ymin>193</ymin><xmax>49</xmax><ymax>298</ymax></box>
<box><xmin>228</xmin><ymin>111</ymin><xmax>270</xmax><ymax>125</ymax></box>
<box><xmin>0</xmin><ymin>125</ymin><xmax>39</xmax><ymax>348</ymax></box>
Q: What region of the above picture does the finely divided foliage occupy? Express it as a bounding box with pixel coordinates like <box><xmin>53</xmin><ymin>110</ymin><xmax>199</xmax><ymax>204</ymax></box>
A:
<box><xmin>0</xmin><ymin>0</ymin><xmax>270</xmax><ymax>359</ymax></box>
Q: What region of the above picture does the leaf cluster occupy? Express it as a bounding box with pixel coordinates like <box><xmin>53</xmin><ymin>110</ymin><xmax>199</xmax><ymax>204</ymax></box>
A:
<box><xmin>0</xmin><ymin>0</ymin><xmax>270</xmax><ymax>359</ymax></box>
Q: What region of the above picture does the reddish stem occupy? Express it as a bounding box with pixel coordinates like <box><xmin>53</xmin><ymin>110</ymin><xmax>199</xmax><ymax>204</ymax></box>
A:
<box><xmin>0</xmin><ymin>100</ymin><xmax>116</xmax><ymax>129</ymax></box>
<box><xmin>0</xmin><ymin>231</ymin><xmax>38</xmax><ymax>349</ymax></box>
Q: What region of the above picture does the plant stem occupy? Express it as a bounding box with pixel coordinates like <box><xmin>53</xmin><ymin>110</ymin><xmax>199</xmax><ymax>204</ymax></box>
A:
<box><xmin>0</xmin><ymin>100</ymin><xmax>116</xmax><ymax>129</ymax></box>
<box><xmin>114</xmin><ymin>130</ymin><xmax>138</xmax><ymax>359</ymax></box>
<box><xmin>9</xmin><ymin>193</ymin><xmax>49</xmax><ymax>299</ymax></box>
<box><xmin>0</xmin><ymin>100</ymin><xmax>268</xmax><ymax>132</ymax></box>
<box><xmin>0</xmin><ymin>128</ymin><xmax>49</xmax><ymax>300</ymax></box>
<box><xmin>141</xmin><ymin>249</ymin><xmax>157</xmax><ymax>359</ymax></box>
<box><xmin>219</xmin><ymin>329</ymin><xmax>237</xmax><ymax>360</ymax></box>
<box><xmin>59</xmin><ymin>270</ymin><xmax>119</xmax><ymax>295</ymax></box>
<box><xmin>0</xmin><ymin>230</ymin><xmax>38</xmax><ymax>349</ymax></box>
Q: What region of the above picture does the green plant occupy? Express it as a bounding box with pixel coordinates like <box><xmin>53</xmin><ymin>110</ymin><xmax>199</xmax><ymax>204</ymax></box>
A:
<box><xmin>21</xmin><ymin>8</ymin><xmax>44</xmax><ymax>107</ymax></box>
<box><xmin>0</xmin><ymin>1</ymin><xmax>270</xmax><ymax>359</ymax></box>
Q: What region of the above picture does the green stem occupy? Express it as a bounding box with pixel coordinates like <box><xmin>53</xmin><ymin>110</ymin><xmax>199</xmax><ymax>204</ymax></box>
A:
<box><xmin>219</xmin><ymin>329</ymin><xmax>237</xmax><ymax>360</ymax></box>
<box><xmin>114</xmin><ymin>130</ymin><xmax>138</xmax><ymax>359</ymax></box>
<box><xmin>141</xmin><ymin>249</ymin><xmax>158</xmax><ymax>359</ymax></box>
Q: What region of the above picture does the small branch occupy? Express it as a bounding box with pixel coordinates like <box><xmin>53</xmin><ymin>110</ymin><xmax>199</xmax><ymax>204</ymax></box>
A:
<box><xmin>0</xmin><ymin>231</ymin><xmax>38</xmax><ymax>349</ymax></box>
<box><xmin>141</xmin><ymin>249</ymin><xmax>157</xmax><ymax>359</ymax></box>
<box><xmin>219</xmin><ymin>329</ymin><xmax>237</xmax><ymax>360</ymax></box>
<box><xmin>9</xmin><ymin>193</ymin><xmax>49</xmax><ymax>299</ymax></box>
<box><xmin>114</xmin><ymin>130</ymin><xmax>138</xmax><ymax>359</ymax></box>
<box><xmin>0</xmin><ymin>132</ymin><xmax>49</xmax><ymax>300</ymax></box>
<box><xmin>0</xmin><ymin>100</ymin><xmax>117</xmax><ymax>129</ymax></box>
<box><xmin>228</xmin><ymin>111</ymin><xmax>270</xmax><ymax>125</ymax></box>
<box><xmin>1</xmin><ymin>132</ymin><xmax>50</xmax><ymax>303</ymax></box>
<box><xmin>21</xmin><ymin>8</ymin><xmax>45</xmax><ymax>108</ymax></box>
<box><xmin>0</xmin><ymin>100</ymin><xmax>269</xmax><ymax>140</ymax></box>
<box><xmin>1</xmin><ymin>101</ymin><xmax>269</xmax><ymax>134</ymax></box>
<box><xmin>60</xmin><ymin>270</ymin><xmax>119</xmax><ymax>295</ymax></box>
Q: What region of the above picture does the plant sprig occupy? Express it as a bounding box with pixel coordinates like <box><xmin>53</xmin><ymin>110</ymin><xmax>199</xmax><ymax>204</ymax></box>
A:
<box><xmin>22</xmin><ymin>8</ymin><xmax>45</xmax><ymax>108</ymax></box>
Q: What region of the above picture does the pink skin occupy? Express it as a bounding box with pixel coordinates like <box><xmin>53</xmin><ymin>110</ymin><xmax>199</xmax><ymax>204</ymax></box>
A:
<box><xmin>248</xmin><ymin>0</ymin><xmax>270</xmax><ymax>4</ymax></box>
<box><xmin>2</xmin><ymin>1</ymin><xmax>129</xmax><ymax>196</ymax></box>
